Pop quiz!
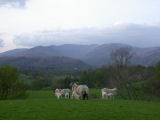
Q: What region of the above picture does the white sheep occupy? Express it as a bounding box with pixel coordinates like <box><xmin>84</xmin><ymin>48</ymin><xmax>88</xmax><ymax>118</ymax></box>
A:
<box><xmin>71</xmin><ymin>83</ymin><xmax>89</xmax><ymax>100</ymax></box>
<box><xmin>62</xmin><ymin>89</ymin><xmax>71</xmax><ymax>98</ymax></box>
<box><xmin>55</xmin><ymin>89</ymin><xmax>63</xmax><ymax>99</ymax></box>
<box><xmin>101</xmin><ymin>88</ymin><xmax>117</xmax><ymax>99</ymax></box>
<box><xmin>55</xmin><ymin>88</ymin><xmax>71</xmax><ymax>99</ymax></box>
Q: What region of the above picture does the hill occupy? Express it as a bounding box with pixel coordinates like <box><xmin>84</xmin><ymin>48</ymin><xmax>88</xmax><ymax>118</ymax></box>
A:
<box><xmin>0</xmin><ymin>48</ymin><xmax>28</xmax><ymax>57</ymax></box>
<box><xmin>0</xmin><ymin>56</ymin><xmax>91</xmax><ymax>69</ymax></box>
<box><xmin>1</xmin><ymin>44</ymin><xmax>98</xmax><ymax>58</ymax></box>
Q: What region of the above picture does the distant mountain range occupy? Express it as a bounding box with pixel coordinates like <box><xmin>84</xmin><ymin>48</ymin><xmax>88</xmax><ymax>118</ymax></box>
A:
<box><xmin>0</xmin><ymin>43</ymin><xmax>160</xmax><ymax>68</ymax></box>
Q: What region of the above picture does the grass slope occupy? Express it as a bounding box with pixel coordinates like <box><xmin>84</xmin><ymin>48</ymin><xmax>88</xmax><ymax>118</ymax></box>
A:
<box><xmin>0</xmin><ymin>90</ymin><xmax>160</xmax><ymax>120</ymax></box>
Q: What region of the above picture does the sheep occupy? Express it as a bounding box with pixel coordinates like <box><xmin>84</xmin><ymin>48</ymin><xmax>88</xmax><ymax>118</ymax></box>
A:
<box><xmin>101</xmin><ymin>88</ymin><xmax>117</xmax><ymax>99</ymax></box>
<box><xmin>55</xmin><ymin>89</ymin><xmax>71</xmax><ymax>99</ymax></box>
<box><xmin>55</xmin><ymin>89</ymin><xmax>63</xmax><ymax>99</ymax></box>
<box><xmin>62</xmin><ymin>89</ymin><xmax>71</xmax><ymax>98</ymax></box>
<box><xmin>71</xmin><ymin>83</ymin><xmax>89</xmax><ymax>100</ymax></box>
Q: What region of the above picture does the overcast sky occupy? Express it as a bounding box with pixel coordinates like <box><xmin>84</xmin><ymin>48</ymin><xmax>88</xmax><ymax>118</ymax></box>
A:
<box><xmin>0</xmin><ymin>0</ymin><xmax>160</xmax><ymax>52</ymax></box>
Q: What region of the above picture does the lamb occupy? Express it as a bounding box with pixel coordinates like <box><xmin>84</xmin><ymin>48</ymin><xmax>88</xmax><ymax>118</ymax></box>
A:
<box><xmin>62</xmin><ymin>89</ymin><xmax>71</xmax><ymax>98</ymax></box>
<box><xmin>55</xmin><ymin>88</ymin><xmax>71</xmax><ymax>99</ymax></box>
<box><xmin>55</xmin><ymin>89</ymin><xmax>63</xmax><ymax>99</ymax></box>
<box><xmin>101</xmin><ymin>88</ymin><xmax>117</xmax><ymax>99</ymax></box>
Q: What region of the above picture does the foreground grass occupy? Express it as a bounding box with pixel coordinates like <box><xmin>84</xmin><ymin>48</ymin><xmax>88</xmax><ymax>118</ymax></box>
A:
<box><xmin>0</xmin><ymin>90</ymin><xmax>160</xmax><ymax>120</ymax></box>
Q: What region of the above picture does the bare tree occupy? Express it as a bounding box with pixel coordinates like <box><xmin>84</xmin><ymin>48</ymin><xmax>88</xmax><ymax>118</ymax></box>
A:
<box><xmin>110</xmin><ymin>47</ymin><xmax>134</xmax><ymax>66</ymax></box>
<box><xmin>109</xmin><ymin>47</ymin><xmax>139</xmax><ymax>100</ymax></box>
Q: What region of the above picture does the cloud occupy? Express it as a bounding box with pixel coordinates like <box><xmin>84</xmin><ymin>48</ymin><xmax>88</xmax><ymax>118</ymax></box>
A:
<box><xmin>13</xmin><ymin>24</ymin><xmax>160</xmax><ymax>47</ymax></box>
<box><xmin>0</xmin><ymin>39</ymin><xmax>4</xmax><ymax>47</ymax></box>
<box><xmin>13</xmin><ymin>29</ymin><xmax>94</xmax><ymax>46</ymax></box>
<box><xmin>0</xmin><ymin>0</ymin><xmax>28</xmax><ymax>7</ymax></box>
<box><xmin>1</xmin><ymin>0</ymin><xmax>160</xmax><ymax>34</ymax></box>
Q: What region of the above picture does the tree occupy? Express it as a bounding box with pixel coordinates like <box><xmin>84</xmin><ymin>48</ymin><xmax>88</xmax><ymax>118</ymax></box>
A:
<box><xmin>110</xmin><ymin>47</ymin><xmax>134</xmax><ymax>66</ymax></box>
<box><xmin>109</xmin><ymin>47</ymin><xmax>141</xmax><ymax>100</ymax></box>
<box><xmin>109</xmin><ymin>47</ymin><xmax>134</xmax><ymax>86</ymax></box>
<box><xmin>0</xmin><ymin>65</ymin><xmax>27</xmax><ymax>99</ymax></box>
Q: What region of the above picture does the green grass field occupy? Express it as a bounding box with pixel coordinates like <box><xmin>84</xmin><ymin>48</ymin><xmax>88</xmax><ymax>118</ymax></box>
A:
<box><xmin>0</xmin><ymin>90</ymin><xmax>160</xmax><ymax>120</ymax></box>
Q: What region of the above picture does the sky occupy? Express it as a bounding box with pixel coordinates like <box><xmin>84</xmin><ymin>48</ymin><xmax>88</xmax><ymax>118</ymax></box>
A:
<box><xmin>0</xmin><ymin>0</ymin><xmax>160</xmax><ymax>52</ymax></box>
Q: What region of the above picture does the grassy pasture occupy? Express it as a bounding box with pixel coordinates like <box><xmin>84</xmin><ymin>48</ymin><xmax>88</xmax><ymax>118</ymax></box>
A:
<box><xmin>0</xmin><ymin>90</ymin><xmax>160</xmax><ymax>120</ymax></box>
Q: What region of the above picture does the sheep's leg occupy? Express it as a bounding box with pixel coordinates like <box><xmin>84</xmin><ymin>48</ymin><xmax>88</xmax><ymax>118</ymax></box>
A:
<box><xmin>57</xmin><ymin>95</ymin><xmax>60</xmax><ymax>99</ymax></box>
<box><xmin>86</xmin><ymin>94</ymin><xmax>88</xmax><ymax>100</ymax></box>
<box><xmin>102</xmin><ymin>93</ymin><xmax>104</xmax><ymax>99</ymax></box>
<box><xmin>71</xmin><ymin>92</ymin><xmax>74</xmax><ymax>99</ymax></box>
<box><xmin>83</xmin><ymin>94</ymin><xmax>85</xmax><ymax>100</ymax></box>
<box><xmin>83</xmin><ymin>93</ymin><xmax>88</xmax><ymax>100</ymax></box>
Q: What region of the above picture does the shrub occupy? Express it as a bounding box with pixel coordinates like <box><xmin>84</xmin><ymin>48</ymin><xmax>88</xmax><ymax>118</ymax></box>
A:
<box><xmin>0</xmin><ymin>65</ymin><xmax>27</xmax><ymax>100</ymax></box>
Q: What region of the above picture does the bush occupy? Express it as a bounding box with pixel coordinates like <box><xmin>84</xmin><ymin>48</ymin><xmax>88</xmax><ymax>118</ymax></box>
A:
<box><xmin>0</xmin><ymin>65</ymin><xmax>27</xmax><ymax>100</ymax></box>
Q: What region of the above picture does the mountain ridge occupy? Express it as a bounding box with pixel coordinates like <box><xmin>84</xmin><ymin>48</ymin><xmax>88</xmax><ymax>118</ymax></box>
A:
<box><xmin>1</xmin><ymin>43</ymin><xmax>160</xmax><ymax>67</ymax></box>
<box><xmin>0</xmin><ymin>56</ymin><xmax>91</xmax><ymax>69</ymax></box>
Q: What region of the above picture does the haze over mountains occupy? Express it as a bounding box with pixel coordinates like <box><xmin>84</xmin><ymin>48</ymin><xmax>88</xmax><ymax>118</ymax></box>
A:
<box><xmin>0</xmin><ymin>43</ymin><xmax>160</xmax><ymax>68</ymax></box>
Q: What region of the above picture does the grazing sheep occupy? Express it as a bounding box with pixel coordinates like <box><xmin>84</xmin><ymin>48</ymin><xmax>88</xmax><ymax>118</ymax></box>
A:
<box><xmin>72</xmin><ymin>83</ymin><xmax>89</xmax><ymax>100</ymax></box>
<box><xmin>55</xmin><ymin>89</ymin><xmax>63</xmax><ymax>99</ymax></box>
<box><xmin>62</xmin><ymin>89</ymin><xmax>71</xmax><ymax>98</ymax></box>
<box><xmin>55</xmin><ymin>89</ymin><xmax>71</xmax><ymax>99</ymax></box>
<box><xmin>101</xmin><ymin>88</ymin><xmax>117</xmax><ymax>99</ymax></box>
